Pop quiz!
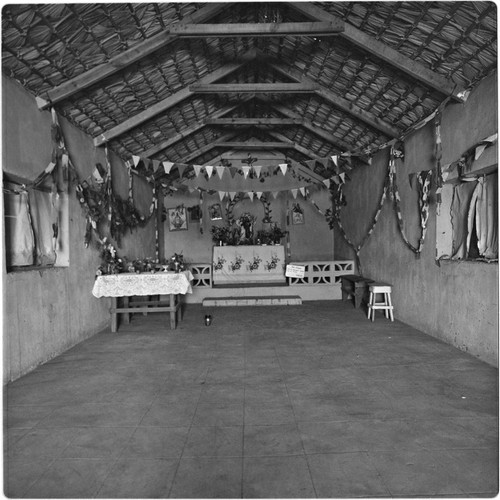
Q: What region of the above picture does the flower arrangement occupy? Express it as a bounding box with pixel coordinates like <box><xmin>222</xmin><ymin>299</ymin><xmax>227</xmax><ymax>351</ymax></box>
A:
<box><xmin>257</xmin><ymin>223</ymin><xmax>287</xmax><ymax>245</ymax></box>
<box><xmin>96</xmin><ymin>238</ymin><xmax>124</xmax><ymax>275</ymax></box>
<box><xmin>165</xmin><ymin>252</ymin><xmax>187</xmax><ymax>273</ymax></box>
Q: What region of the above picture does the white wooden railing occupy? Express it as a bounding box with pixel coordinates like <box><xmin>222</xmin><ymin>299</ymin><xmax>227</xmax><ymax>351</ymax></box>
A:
<box><xmin>189</xmin><ymin>261</ymin><xmax>354</xmax><ymax>288</ymax></box>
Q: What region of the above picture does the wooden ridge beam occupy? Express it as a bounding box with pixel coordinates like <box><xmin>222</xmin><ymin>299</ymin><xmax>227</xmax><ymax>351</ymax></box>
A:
<box><xmin>287</xmin><ymin>2</ymin><xmax>465</xmax><ymax>102</ymax></box>
<box><xmin>189</xmin><ymin>83</ymin><xmax>317</xmax><ymax>93</ymax></box>
<box><xmin>206</xmin><ymin>117</ymin><xmax>302</xmax><ymax>125</ymax></box>
<box><xmin>213</xmin><ymin>141</ymin><xmax>295</xmax><ymax>149</ymax></box>
<box><xmin>94</xmin><ymin>50</ymin><xmax>257</xmax><ymax>147</ymax></box>
<box><xmin>264</xmin><ymin>54</ymin><xmax>400</xmax><ymax>138</ymax></box>
<box><xmin>36</xmin><ymin>3</ymin><xmax>227</xmax><ymax>110</ymax></box>
<box><xmin>169</xmin><ymin>21</ymin><xmax>344</xmax><ymax>37</ymax></box>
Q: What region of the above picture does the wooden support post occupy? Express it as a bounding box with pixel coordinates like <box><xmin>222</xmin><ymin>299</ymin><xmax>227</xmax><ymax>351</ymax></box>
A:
<box><xmin>156</xmin><ymin>187</ymin><xmax>165</xmax><ymax>263</ymax></box>
<box><xmin>110</xmin><ymin>297</ymin><xmax>118</xmax><ymax>333</ymax></box>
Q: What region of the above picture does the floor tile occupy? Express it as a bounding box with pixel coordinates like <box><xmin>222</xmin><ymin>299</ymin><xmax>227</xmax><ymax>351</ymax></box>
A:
<box><xmin>169</xmin><ymin>456</ymin><xmax>243</xmax><ymax>498</ymax></box>
<box><xmin>183</xmin><ymin>425</ymin><xmax>243</xmax><ymax>457</ymax></box>
<box><xmin>23</xmin><ymin>458</ymin><xmax>114</xmax><ymax>498</ymax></box>
<box><xmin>307</xmin><ymin>451</ymin><xmax>391</xmax><ymax>497</ymax></box>
<box><xmin>4</xmin><ymin>458</ymin><xmax>54</xmax><ymax>497</ymax></box>
<box><xmin>122</xmin><ymin>426</ymin><xmax>189</xmax><ymax>459</ymax></box>
<box><xmin>243</xmin><ymin>455</ymin><xmax>315</xmax><ymax>498</ymax></box>
<box><xmin>96</xmin><ymin>458</ymin><xmax>178</xmax><ymax>498</ymax></box>
<box><xmin>244</xmin><ymin>423</ymin><xmax>304</xmax><ymax>457</ymax></box>
<box><xmin>192</xmin><ymin>402</ymin><xmax>244</xmax><ymax>426</ymax></box>
<box><xmin>244</xmin><ymin>402</ymin><xmax>296</xmax><ymax>425</ymax></box>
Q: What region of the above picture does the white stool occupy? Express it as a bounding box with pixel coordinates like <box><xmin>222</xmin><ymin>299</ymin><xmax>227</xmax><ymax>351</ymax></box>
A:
<box><xmin>367</xmin><ymin>283</ymin><xmax>394</xmax><ymax>321</ymax></box>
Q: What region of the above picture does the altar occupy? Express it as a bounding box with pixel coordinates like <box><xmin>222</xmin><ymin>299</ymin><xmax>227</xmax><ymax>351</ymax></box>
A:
<box><xmin>212</xmin><ymin>245</ymin><xmax>286</xmax><ymax>285</ymax></box>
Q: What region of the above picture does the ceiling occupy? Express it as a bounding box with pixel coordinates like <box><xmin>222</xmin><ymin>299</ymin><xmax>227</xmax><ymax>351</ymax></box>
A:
<box><xmin>2</xmin><ymin>2</ymin><xmax>497</xmax><ymax>174</ymax></box>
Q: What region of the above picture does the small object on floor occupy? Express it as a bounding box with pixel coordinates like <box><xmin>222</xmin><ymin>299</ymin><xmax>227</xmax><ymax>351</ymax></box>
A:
<box><xmin>204</xmin><ymin>314</ymin><xmax>212</xmax><ymax>326</ymax></box>
<box><xmin>367</xmin><ymin>282</ymin><xmax>394</xmax><ymax>321</ymax></box>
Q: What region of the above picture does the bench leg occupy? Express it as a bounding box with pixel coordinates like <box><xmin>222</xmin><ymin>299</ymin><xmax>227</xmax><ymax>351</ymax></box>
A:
<box><xmin>123</xmin><ymin>296</ymin><xmax>130</xmax><ymax>324</ymax></box>
<box><xmin>110</xmin><ymin>297</ymin><xmax>118</xmax><ymax>332</ymax></box>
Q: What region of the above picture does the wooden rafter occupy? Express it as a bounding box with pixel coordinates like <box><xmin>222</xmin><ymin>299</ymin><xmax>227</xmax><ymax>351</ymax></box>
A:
<box><xmin>263</xmin><ymin>53</ymin><xmax>400</xmax><ymax>138</ymax></box>
<box><xmin>189</xmin><ymin>83</ymin><xmax>318</xmax><ymax>93</ymax></box>
<box><xmin>182</xmin><ymin>131</ymin><xmax>242</xmax><ymax>164</ymax></box>
<box><xmin>213</xmin><ymin>141</ymin><xmax>295</xmax><ymax>149</ymax></box>
<box><xmin>267</xmin><ymin>131</ymin><xmax>321</xmax><ymax>160</ymax></box>
<box><xmin>94</xmin><ymin>50</ymin><xmax>257</xmax><ymax>146</ymax></box>
<box><xmin>287</xmin><ymin>2</ymin><xmax>465</xmax><ymax>102</ymax></box>
<box><xmin>170</xmin><ymin>21</ymin><xmax>344</xmax><ymax>37</ymax></box>
<box><xmin>206</xmin><ymin>117</ymin><xmax>302</xmax><ymax>126</ymax></box>
<box><xmin>36</xmin><ymin>3</ymin><xmax>227</xmax><ymax>110</ymax></box>
<box><xmin>142</xmin><ymin>99</ymin><xmax>253</xmax><ymax>158</ymax></box>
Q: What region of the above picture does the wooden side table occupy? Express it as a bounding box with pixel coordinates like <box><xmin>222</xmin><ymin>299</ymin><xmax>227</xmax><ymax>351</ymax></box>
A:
<box><xmin>339</xmin><ymin>274</ymin><xmax>374</xmax><ymax>308</ymax></box>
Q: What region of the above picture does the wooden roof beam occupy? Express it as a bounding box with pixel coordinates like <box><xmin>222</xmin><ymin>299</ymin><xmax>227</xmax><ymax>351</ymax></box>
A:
<box><xmin>94</xmin><ymin>50</ymin><xmax>257</xmax><ymax>147</ymax></box>
<box><xmin>142</xmin><ymin>97</ymin><xmax>255</xmax><ymax>158</ymax></box>
<box><xmin>267</xmin><ymin>130</ymin><xmax>321</xmax><ymax>160</ymax></box>
<box><xmin>263</xmin><ymin>53</ymin><xmax>400</xmax><ymax>138</ymax></box>
<box><xmin>189</xmin><ymin>83</ymin><xmax>317</xmax><ymax>93</ymax></box>
<box><xmin>36</xmin><ymin>3</ymin><xmax>227</xmax><ymax>110</ymax></box>
<box><xmin>170</xmin><ymin>21</ymin><xmax>344</xmax><ymax>37</ymax></box>
<box><xmin>206</xmin><ymin>117</ymin><xmax>302</xmax><ymax>125</ymax></box>
<box><xmin>287</xmin><ymin>2</ymin><xmax>465</xmax><ymax>102</ymax></box>
<box><xmin>213</xmin><ymin>141</ymin><xmax>295</xmax><ymax>149</ymax></box>
<box><xmin>182</xmin><ymin>131</ymin><xmax>242</xmax><ymax>164</ymax></box>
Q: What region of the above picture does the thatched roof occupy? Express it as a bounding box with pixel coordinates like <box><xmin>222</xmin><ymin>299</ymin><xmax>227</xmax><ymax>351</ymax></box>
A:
<box><xmin>2</xmin><ymin>2</ymin><xmax>497</xmax><ymax>167</ymax></box>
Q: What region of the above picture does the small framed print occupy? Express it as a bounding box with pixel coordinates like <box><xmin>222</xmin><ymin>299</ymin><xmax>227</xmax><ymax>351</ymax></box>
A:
<box><xmin>168</xmin><ymin>206</ymin><xmax>188</xmax><ymax>231</ymax></box>
<box><xmin>292</xmin><ymin>210</ymin><xmax>304</xmax><ymax>225</ymax></box>
<box><xmin>209</xmin><ymin>203</ymin><xmax>223</xmax><ymax>220</ymax></box>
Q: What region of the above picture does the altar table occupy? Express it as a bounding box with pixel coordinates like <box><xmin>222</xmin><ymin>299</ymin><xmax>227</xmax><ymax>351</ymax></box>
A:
<box><xmin>92</xmin><ymin>271</ymin><xmax>193</xmax><ymax>331</ymax></box>
<box><xmin>212</xmin><ymin>245</ymin><xmax>286</xmax><ymax>285</ymax></box>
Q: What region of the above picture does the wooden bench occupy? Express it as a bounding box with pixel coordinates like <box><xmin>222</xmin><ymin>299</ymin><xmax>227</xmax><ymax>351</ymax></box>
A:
<box><xmin>339</xmin><ymin>274</ymin><xmax>374</xmax><ymax>308</ymax></box>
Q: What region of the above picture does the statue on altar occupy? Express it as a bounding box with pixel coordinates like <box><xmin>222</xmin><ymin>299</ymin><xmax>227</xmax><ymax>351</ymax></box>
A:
<box><xmin>236</xmin><ymin>212</ymin><xmax>256</xmax><ymax>244</ymax></box>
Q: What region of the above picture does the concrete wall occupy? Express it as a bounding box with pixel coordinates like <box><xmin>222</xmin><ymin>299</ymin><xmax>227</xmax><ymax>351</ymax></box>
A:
<box><xmin>335</xmin><ymin>74</ymin><xmax>498</xmax><ymax>366</ymax></box>
<box><xmin>2</xmin><ymin>77</ymin><xmax>156</xmax><ymax>383</ymax></box>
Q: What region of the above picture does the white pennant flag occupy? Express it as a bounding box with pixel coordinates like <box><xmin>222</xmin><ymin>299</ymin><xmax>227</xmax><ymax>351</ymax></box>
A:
<box><xmin>256</xmin><ymin>191</ymin><xmax>263</xmax><ymax>200</ymax></box>
<box><xmin>163</xmin><ymin>161</ymin><xmax>174</xmax><ymax>174</ymax></box>
<box><xmin>272</xmin><ymin>191</ymin><xmax>279</xmax><ymax>199</ymax></box>
<box><xmin>229</xmin><ymin>192</ymin><xmax>237</xmax><ymax>200</ymax></box>
<box><xmin>247</xmin><ymin>191</ymin><xmax>255</xmax><ymax>200</ymax></box>
<box><xmin>279</xmin><ymin>163</ymin><xmax>288</xmax><ymax>176</ymax></box>
<box><xmin>215</xmin><ymin>166</ymin><xmax>225</xmax><ymax>179</ymax></box>
<box><xmin>193</xmin><ymin>165</ymin><xmax>203</xmax><ymax>177</ymax></box>
<box><xmin>218</xmin><ymin>191</ymin><xmax>226</xmax><ymax>201</ymax></box>
<box><xmin>45</xmin><ymin>162</ymin><xmax>56</xmax><ymax>174</ymax></box>
<box><xmin>253</xmin><ymin>165</ymin><xmax>262</xmax><ymax>177</ymax></box>
<box><xmin>299</xmin><ymin>187</ymin><xmax>306</xmax><ymax>197</ymax></box>
<box><xmin>205</xmin><ymin>166</ymin><xmax>214</xmax><ymax>178</ymax></box>
<box><xmin>291</xmin><ymin>189</ymin><xmax>298</xmax><ymax>199</ymax></box>
<box><xmin>323</xmin><ymin>178</ymin><xmax>331</xmax><ymax>188</ymax></box>
<box><xmin>331</xmin><ymin>155</ymin><xmax>338</xmax><ymax>166</ymax></box>
<box><xmin>475</xmin><ymin>144</ymin><xmax>488</xmax><ymax>160</ymax></box>
<box><xmin>242</xmin><ymin>166</ymin><xmax>251</xmax><ymax>179</ymax></box>
<box><xmin>339</xmin><ymin>172</ymin><xmax>346</xmax><ymax>183</ymax></box>
<box><xmin>132</xmin><ymin>155</ymin><xmax>141</xmax><ymax>167</ymax></box>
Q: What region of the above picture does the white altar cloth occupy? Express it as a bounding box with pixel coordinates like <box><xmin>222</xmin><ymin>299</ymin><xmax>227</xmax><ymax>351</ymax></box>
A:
<box><xmin>212</xmin><ymin>245</ymin><xmax>286</xmax><ymax>285</ymax></box>
<box><xmin>92</xmin><ymin>271</ymin><xmax>194</xmax><ymax>298</ymax></box>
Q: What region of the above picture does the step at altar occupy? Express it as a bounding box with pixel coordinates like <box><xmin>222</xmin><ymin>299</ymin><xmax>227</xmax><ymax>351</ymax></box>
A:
<box><xmin>202</xmin><ymin>295</ymin><xmax>302</xmax><ymax>307</ymax></box>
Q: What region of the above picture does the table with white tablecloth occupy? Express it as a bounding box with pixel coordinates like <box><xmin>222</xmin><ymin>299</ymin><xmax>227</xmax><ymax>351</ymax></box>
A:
<box><xmin>92</xmin><ymin>271</ymin><xmax>193</xmax><ymax>331</ymax></box>
<box><xmin>212</xmin><ymin>245</ymin><xmax>286</xmax><ymax>285</ymax></box>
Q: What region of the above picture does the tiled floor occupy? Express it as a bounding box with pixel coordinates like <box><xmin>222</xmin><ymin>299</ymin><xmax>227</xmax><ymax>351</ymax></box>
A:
<box><xmin>4</xmin><ymin>300</ymin><xmax>499</xmax><ymax>498</ymax></box>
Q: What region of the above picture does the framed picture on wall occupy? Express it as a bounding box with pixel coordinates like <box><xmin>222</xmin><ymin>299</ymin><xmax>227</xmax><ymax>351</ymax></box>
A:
<box><xmin>291</xmin><ymin>203</ymin><xmax>304</xmax><ymax>225</ymax></box>
<box><xmin>168</xmin><ymin>206</ymin><xmax>188</xmax><ymax>231</ymax></box>
<box><xmin>209</xmin><ymin>203</ymin><xmax>223</xmax><ymax>220</ymax></box>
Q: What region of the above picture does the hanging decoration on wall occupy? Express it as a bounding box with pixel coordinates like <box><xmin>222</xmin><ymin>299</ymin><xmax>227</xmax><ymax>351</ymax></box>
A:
<box><xmin>225</xmin><ymin>193</ymin><xmax>272</xmax><ymax>225</ymax></box>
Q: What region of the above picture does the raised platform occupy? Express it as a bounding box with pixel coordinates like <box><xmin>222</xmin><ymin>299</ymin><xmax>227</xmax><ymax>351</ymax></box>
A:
<box><xmin>203</xmin><ymin>295</ymin><xmax>302</xmax><ymax>307</ymax></box>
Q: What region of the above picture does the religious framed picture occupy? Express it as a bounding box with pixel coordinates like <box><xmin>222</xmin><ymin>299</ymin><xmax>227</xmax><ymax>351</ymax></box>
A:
<box><xmin>291</xmin><ymin>204</ymin><xmax>305</xmax><ymax>225</ymax></box>
<box><xmin>209</xmin><ymin>203</ymin><xmax>223</xmax><ymax>220</ymax></box>
<box><xmin>168</xmin><ymin>206</ymin><xmax>188</xmax><ymax>231</ymax></box>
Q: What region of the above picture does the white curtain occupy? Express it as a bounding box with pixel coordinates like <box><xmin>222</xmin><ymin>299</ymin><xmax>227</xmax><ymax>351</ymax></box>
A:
<box><xmin>4</xmin><ymin>190</ymin><xmax>35</xmax><ymax>266</ymax></box>
<box><xmin>29</xmin><ymin>189</ymin><xmax>57</xmax><ymax>266</ymax></box>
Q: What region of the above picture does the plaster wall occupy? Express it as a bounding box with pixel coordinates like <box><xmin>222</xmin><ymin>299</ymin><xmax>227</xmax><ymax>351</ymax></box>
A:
<box><xmin>335</xmin><ymin>74</ymin><xmax>498</xmax><ymax>366</ymax></box>
<box><xmin>2</xmin><ymin>77</ymin><xmax>156</xmax><ymax>383</ymax></box>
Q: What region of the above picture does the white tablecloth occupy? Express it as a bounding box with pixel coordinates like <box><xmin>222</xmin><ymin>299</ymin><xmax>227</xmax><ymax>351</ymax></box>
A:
<box><xmin>92</xmin><ymin>271</ymin><xmax>194</xmax><ymax>298</ymax></box>
<box><xmin>212</xmin><ymin>245</ymin><xmax>286</xmax><ymax>285</ymax></box>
